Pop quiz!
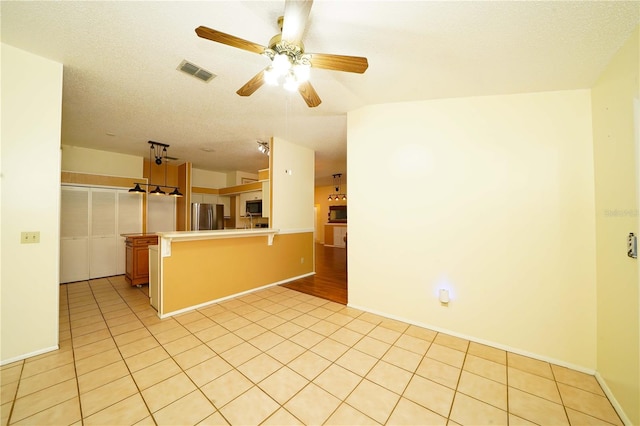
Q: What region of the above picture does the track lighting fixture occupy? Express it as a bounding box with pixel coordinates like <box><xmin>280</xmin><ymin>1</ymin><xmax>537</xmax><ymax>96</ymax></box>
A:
<box><xmin>327</xmin><ymin>173</ymin><xmax>346</xmax><ymax>201</ymax></box>
<box><xmin>257</xmin><ymin>140</ymin><xmax>270</xmax><ymax>156</ymax></box>
<box><xmin>129</xmin><ymin>141</ymin><xmax>183</xmax><ymax>197</ymax></box>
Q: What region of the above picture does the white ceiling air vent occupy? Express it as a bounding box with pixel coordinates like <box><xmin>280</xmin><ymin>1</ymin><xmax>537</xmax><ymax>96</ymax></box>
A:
<box><xmin>177</xmin><ymin>60</ymin><xmax>216</xmax><ymax>83</ymax></box>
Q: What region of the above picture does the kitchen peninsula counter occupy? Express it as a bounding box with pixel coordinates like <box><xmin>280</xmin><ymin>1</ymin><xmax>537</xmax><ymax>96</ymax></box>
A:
<box><xmin>151</xmin><ymin>228</ymin><xmax>314</xmax><ymax>318</ymax></box>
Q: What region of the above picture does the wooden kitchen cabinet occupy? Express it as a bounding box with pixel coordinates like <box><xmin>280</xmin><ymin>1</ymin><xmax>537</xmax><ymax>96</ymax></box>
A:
<box><xmin>124</xmin><ymin>234</ymin><xmax>158</xmax><ymax>286</ymax></box>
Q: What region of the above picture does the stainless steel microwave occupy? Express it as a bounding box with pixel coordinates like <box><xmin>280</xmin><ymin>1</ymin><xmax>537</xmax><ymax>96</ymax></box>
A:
<box><xmin>246</xmin><ymin>200</ymin><xmax>262</xmax><ymax>215</ymax></box>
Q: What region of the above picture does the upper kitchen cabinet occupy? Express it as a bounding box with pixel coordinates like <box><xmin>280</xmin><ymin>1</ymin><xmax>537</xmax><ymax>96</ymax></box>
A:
<box><xmin>191</xmin><ymin>187</ymin><xmax>231</xmax><ymax>218</ymax></box>
<box><xmin>191</xmin><ymin>192</ymin><xmax>218</xmax><ymax>205</ymax></box>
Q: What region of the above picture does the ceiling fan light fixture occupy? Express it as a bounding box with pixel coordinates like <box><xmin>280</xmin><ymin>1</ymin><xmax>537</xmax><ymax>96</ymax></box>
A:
<box><xmin>273</xmin><ymin>53</ymin><xmax>291</xmax><ymax>74</ymax></box>
<box><xmin>283</xmin><ymin>73</ymin><xmax>299</xmax><ymax>92</ymax></box>
<box><xmin>264</xmin><ymin>67</ymin><xmax>279</xmax><ymax>86</ymax></box>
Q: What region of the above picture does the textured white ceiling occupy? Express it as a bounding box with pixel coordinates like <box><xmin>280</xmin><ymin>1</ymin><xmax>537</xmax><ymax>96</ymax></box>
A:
<box><xmin>2</xmin><ymin>1</ymin><xmax>639</xmax><ymax>185</ymax></box>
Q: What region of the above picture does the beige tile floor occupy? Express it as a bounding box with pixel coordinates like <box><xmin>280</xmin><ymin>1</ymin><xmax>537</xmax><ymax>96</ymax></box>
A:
<box><xmin>1</xmin><ymin>275</ymin><xmax>623</xmax><ymax>426</ymax></box>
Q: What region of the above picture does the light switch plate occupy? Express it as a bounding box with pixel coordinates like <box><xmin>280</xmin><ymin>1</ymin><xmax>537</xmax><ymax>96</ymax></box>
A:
<box><xmin>21</xmin><ymin>231</ymin><xmax>40</xmax><ymax>244</ymax></box>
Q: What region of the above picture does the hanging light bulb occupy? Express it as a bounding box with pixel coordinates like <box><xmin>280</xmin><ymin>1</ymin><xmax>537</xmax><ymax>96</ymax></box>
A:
<box><xmin>342</xmin><ymin>194</ymin><xmax>347</xmax><ymax>201</ymax></box>
<box><xmin>272</xmin><ymin>53</ymin><xmax>291</xmax><ymax>75</ymax></box>
<box><xmin>150</xmin><ymin>186</ymin><xmax>165</xmax><ymax>195</ymax></box>
<box><xmin>169</xmin><ymin>187</ymin><xmax>183</xmax><ymax>197</ymax></box>
<box><xmin>128</xmin><ymin>183</ymin><xmax>145</xmax><ymax>194</ymax></box>
<box><xmin>283</xmin><ymin>72</ymin><xmax>299</xmax><ymax>92</ymax></box>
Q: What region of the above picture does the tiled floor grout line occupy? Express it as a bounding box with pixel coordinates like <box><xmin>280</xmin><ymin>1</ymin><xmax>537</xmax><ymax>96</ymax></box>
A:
<box><xmin>63</xmin><ymin>282</ymin><xmax>88</xmax><ymax>425</ymax></box>
<box><xmin>92</xmin><ymin>277</ymin><xmax>157</xmax><ymax>424</ymax></box>
<box><xmin>505</xmin><ymin>350</ymin><xmax>510</xmax><ymax>426</ymax></box>
<box><xmin>3</xmin><ymin>350</ymin><xmax>25</xmax><ymax>425</ymax></box>
<box><xmin>7</xmin><ymin>278</ymin><xmax>621</xmax><ymax>426</ymax></box>
<box><xmin>117</xmin><ymin>278</ymin><xmax>310</xmax><ymax>423</ymax></box>
<box><xmin>213</xmin><ymin>292</ymin><xmax>328</xmax><ymax>423</ymax></box>
<box><xmin>446</xmin><ymin>336</ymin><xmax>468</xmax><ymax>422</ymax></box>
<box><xmin>198</xmin><ymin>290</ymin><xmax>391</xmax><ymax>424</ymax></box>
<box><xmin>549</xmin><ymin>361</ymin><xmax>571</xmax><ymax>424</ymax></box>
<box><xmin>198</xmin><ymin>291</ymin><xmax>350</xmax><ymax>424</ymax></box>
<box><xmin>8</xmin><ymin>287</ymin><xmax>74</xmax><ymax>424</ymax></box>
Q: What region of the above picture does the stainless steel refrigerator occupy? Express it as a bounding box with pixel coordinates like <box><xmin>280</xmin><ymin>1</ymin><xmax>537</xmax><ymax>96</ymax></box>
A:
<box><xmin>191</xmin><ymin>203</ymin><xmax>224</xmax><ymax>230</ymax></box>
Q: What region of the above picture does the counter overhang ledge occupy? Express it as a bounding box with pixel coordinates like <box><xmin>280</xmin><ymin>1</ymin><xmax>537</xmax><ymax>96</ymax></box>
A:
<box><xmin>157</xmin><ymin>228</ymin><xmax>279</xmax><ymax>257</ymax></box>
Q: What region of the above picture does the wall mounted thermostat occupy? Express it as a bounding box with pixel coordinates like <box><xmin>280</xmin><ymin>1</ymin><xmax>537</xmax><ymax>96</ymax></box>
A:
<box><xmin>628</xmin><ymin>233</ymin><xmax>638</xmax><ymax>259</ymax></box>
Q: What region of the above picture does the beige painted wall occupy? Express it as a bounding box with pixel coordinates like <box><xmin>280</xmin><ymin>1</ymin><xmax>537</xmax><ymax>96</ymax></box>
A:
<box><xmin>348</xmin><ymin>89</ymin><xmax>597</xmax><ymax>370</ymax></box>
<box><xmin>1</xmin><ymin>44</ymin><xmax>63</xmax><ymax>362</ymax></box>
<box><xmin>592</xmin><ymin>26</ymin><xmax>639</xmax><ymax>425</ymax></box>
<box><xmin>271</xmin><ymin>137</ymin><xmax>315</xmax><ymax>232</ymax></box>
<box><xmin>61</xmin><ymin>145</ymin><xmax>142</xmax><ymax>178</ymax></box>
<box><xmin>191</xmin><ymin>168</ymin><xmax>227</xmax><ymax>188</ymax></box>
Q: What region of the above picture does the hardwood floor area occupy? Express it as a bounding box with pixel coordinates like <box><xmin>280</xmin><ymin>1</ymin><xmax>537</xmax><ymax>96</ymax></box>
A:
<box><xmin>281</xmin><ymin>243</ymin><xmax>347</xmax><ymax>304</ymax></box>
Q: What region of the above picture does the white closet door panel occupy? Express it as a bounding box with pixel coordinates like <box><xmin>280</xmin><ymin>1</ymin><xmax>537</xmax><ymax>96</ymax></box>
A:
<box><xmin>118</xmin><ymin>191</ymin><xmax>143</xmax><ymax>234</ymax></box>
<box><xmin>92</xmin><ymin>190</ymin><xmax>117</xmax><ymax>236</ymax></box>
<box><xmin>117</xmin><ymin>191</ymin><xmax>143</xmax><ymax>275</ymax></box>
<box><xmin>61</xmin><ymin>187</ymin><xmax>89</xmax><ymax>238</ymax></box>
<box><xmin>148</xmin><ymin>196</ymin><xmax>176</xmax><ymax>233</ymax></box>
<box><xmin>90</xmin><ymin>236</ymin><xmax>117</xmax><ymax>279</ymax></box>
<box><xmin>60</xmin><ymin>238</ymin><xmax>89</xmax><ymax>283</ymax></box>
<box><xmin>90</xmin><ymin>189</ymin><xmax>117</xmax><ymax>278</ymax></box>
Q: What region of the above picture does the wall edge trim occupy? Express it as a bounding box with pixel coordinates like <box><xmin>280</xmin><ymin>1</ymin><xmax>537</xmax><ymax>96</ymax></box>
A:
<box><xmin>1</xmin><ymin>345</ymin><xmax>59</xmax><ymax>366</ymax></box>
<box><xmin>595</xmin><ymin>372</ymin><xmax>632</xmax><ymax>426</ymax></box>
<box><xmin>277</xmin><ymin>228</ymin><xmax>314</xmax><ymax>235</ymax></box>
<box><xmin>347</xmin><ymin>303</ymin><xmax>597</xmax><ymax>375</ymax></box>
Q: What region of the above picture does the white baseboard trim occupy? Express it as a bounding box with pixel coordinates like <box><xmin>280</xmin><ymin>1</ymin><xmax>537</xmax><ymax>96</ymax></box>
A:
<box><xmin>159</xmin><ymin>272</ymin><xmax>316</xmax><ymax>319</ymax></box>
<box><xmin>595</xmin><ymin>372</ymin><xmax>632</xmax><ymax>425</ymax></box>
<box><xmin>1</xmin><ymin>345</ymin><xmax>59</xmax><ymax>366</ymax></box>
<box><xmin>347</xmin><ymin>303</ymin><xmax>596</xmax><ymax>375</ymax></box>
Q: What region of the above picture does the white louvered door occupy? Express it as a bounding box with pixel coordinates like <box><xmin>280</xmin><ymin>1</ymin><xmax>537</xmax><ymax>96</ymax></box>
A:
<box><xmin>90</xmin><ymin>189</ymin><xmax>117</xmax><ymax>279</ymax></box>
<box><xmin>60</xmin><ymin>186</ymin><xmax>143</xmax><ymax>283</ymax></box>
<box><xmin>60</xmin><ymin>187</ymin><xmax>90</xmax><ymax>283</ymax></box>
<box><xmin>117</xmin><ymin>191</ymin><xmax>143</xmax><ymax>274</ymax></box>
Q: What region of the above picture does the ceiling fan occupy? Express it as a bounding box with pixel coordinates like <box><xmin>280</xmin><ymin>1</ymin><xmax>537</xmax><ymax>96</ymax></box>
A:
<box><xmin>195</xmin><ymin>0</ymin><xmax>368</xmax><ymax>107</ymax></box>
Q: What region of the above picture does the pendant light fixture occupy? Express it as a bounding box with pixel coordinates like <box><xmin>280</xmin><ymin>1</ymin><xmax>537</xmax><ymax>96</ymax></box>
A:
<box><xmin>129</xmin><ymin>141</ymin><xmax>183</xmax><ymax>197</ymax></box>
<box><xmin>327</xmin><ymin>173</ymin><xmax>346</xmax><ymax>201</ymax></box>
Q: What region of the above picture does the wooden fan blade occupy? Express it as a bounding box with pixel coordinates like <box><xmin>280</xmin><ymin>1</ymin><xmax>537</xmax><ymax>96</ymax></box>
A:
<box><xmin>237</xmin><ymin>70</ymin><xmax>265</xmax><ymax>96</ymax></box>
<box><xmin>282</xmin><ymin>0</ymin><xmax>313</xmax><ymax>45</ymax></box>
<box><xmin>195</xmin><ymin>26</ymin><xmax>265</xmax><ymax>55</ymax></box>
<box><xmin>298</xmin><ymin>81</ymin><xmax>321</xmax><ymax>107</ymax></box>
<box><xmin>309</xmin><ymin>53</ymin><xmax>368</xmax><ymax>74</ymax></box>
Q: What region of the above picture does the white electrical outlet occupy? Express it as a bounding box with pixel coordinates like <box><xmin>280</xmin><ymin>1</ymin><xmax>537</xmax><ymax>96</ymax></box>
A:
<box><xmin>21</xmin><ymin>231</ymin><xmax>40</xmax><ymax>244</ymax></box>
<box><xmin>300</xmin><ymin>257</ymin><xmax>305</xmax><ymax>264</ymax></box>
